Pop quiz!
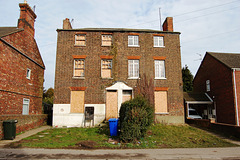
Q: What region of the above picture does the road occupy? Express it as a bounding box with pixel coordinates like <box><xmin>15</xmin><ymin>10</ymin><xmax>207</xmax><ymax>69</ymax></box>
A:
<box><xmin>1</xmin><ymin>147</ymin><xmax>240</xmax><ymax>159</ymax></box>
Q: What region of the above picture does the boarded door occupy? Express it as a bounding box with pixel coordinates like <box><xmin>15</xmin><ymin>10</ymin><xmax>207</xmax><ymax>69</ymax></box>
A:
<box><xmin>106</xmin><ymin>90</ymin><xmax>118</xmax><ymax>120</ymax></box>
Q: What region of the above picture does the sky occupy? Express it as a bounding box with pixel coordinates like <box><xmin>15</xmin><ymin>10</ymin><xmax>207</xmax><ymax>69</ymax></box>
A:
<box><xmin>1</xmin><ymin>0</ymin><xmax>240</xmax><ymax>89</ymax></box>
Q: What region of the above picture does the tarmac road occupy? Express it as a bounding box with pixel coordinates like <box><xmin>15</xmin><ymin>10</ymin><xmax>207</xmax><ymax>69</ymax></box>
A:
<box><xmin>0</xmin><ymin>147</ymin><xmax>240</xmax><ymax>160</ymax></box>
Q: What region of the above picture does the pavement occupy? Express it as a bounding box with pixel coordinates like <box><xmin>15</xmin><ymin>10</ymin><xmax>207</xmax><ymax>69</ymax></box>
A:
<box><xmin>0</xmin><ymin>125</ymin><xmax>240</xmax><ymax>159</ymax></box>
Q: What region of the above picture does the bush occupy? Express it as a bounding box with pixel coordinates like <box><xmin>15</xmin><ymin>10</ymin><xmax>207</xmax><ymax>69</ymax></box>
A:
<box><xmin>119</xmin><ymin>96</ymin><xmax>154</xmax><ymax>142</ymax></box>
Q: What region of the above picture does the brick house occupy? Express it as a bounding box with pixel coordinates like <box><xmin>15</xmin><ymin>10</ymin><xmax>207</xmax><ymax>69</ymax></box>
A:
<box><xmin>0</xmin><ymin>2</ymin><xmax>46</xmax><ymax>138</ymax></box>
<box><xmin>53</xmin><ymin>17</ymin><xmax>184</xmax><ymax>127</ymax></box>
<box><xmin>193</xmin><ymin>52</ymin><xmax>240</xmax><ymax>126</ymax></box>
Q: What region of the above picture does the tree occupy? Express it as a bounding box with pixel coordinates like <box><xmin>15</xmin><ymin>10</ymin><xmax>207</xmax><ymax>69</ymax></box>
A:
<box><xmin>43</xmin><ymin>87</ymin><xmax>54</xmax><ymax>105</ymax></box>
<box><xmin>182</xmin><ymin>65</ymin><xmax>193</xmax><ymax>92</ymax></box>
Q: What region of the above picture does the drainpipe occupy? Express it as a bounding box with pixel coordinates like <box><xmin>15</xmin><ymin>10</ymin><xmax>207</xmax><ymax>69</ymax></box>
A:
<box><xmin>233</xmin><ymin>68</ymin><xmax>239</xmax><ymax>126</ymax></box>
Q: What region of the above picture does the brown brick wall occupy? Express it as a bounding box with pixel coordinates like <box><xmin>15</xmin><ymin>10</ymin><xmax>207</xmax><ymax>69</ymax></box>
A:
<box><xmin>0</xmin><ymin>114</ymin><xmax>47</xmax><ymax>139</ymax></box>
<box><xmin>55</xmin><ymin>30</ymin><xmax>184</xmax><ymax>117</ymax></box>
<box><xmin>193</xmin><ymin>54</ymin><xmax>236</xmax><ymax>125</ymax></box>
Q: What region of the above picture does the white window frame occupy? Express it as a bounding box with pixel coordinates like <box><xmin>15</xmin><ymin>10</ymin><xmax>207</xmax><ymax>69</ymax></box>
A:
<box><xmin>128</xmin><ymin>60</ymin><xmax>139</xmax><ymax>79</ymax></box>
<box><xmin>75</xmin><ymin>34</ymin><xmax>86</xmax><ymax>46</ymax></box>
<box><xmin>26</xmin><ymin>68</ymin><xmax>31</xmax><ymax>79</ymax></box>
<box><xmin>22</xmin><ymin>98</ymin><xmax>30</xmax><ymax>115</ymax></box>
<box><xmin>102</xmin><ymin>35</ymin><xmax>112</xmax><ymax>46</ymax></box>
<box><xmin>128</xmin><ymin>35</ymin><xmax>139</xmax><ymax>47</ymax></box>
<box><xmin>206</xmin><ymin>80</ymin><xmax>210</xmax><ymax>92</ymax></box>
<box><xmin>155</xmin><ymin>60</ymin><xmax>166</xmax><ymax>79</ymax></box>
<box><xmin>73</xmin><ymin>59</ymin><xmax>85</xmax><ymax>77</ymax></box>
<box><xmin>101</xmin><ymin>59</ymin><xmax>112</xmax><ymax>78</ymax></box>
<box><xmin>154</xmin><ymin>36</ymin><xmax>164</xmax><ymax>47</ymax></box>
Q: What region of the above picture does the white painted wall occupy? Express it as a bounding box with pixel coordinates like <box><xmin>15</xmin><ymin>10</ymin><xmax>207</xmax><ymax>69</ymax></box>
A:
<box><xmin>53</xmin><ymin>104</ymin><xmax>105</xmax><ymax>127</ymax></box>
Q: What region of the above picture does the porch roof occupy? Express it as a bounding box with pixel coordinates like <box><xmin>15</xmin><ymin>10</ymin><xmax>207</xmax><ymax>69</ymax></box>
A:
<box><xmin>183</xmin><ymin>92</ymin><xmax>213</xmax><ymax>104</ymax></box>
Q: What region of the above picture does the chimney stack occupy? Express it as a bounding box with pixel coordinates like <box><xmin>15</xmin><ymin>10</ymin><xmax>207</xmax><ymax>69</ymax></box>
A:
<box><xmin>63</xmin><ymin>18</ymin><xmax>72</xmax><ymax>29</ymax></box>
<box><xmin>162</xmin><ymin>17</ymin><xmax>173</xmax><ymax>32</ymax></box>
<box><xmin>17</xmin><ymin>3</ymin><xmax>37</xmax><ymax>37</ymax></box>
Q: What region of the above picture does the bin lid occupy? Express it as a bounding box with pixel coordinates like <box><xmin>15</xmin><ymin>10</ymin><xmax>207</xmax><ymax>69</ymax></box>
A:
<box><xmin>3</xmin><ymin>119</ymin><xmax>18</xmax><ymax>123</ymax></box>
<box><xmin>109</xmin><ymin>118</ymin><xmax>118</xmax><ymax>122</ymax></box>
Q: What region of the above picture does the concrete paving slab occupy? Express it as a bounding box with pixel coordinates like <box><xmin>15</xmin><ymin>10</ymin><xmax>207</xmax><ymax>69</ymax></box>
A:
<box><xmin>0</xmin><ymin>125</ymin><xmax>51</xmax><ymax>148</ymax></box>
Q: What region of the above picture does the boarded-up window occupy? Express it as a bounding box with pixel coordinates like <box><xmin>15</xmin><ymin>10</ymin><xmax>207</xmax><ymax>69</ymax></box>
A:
<box><xmin>154</xmin><ymin>91</ymin><xmax>168</xmax><ymax>113</ymax></box>
<box><xmin>102</xmin><ymin>35</ymin><xmax>112</xmax><ymax>46</ymax></box>
<box><xmin>70</xmin><ymin>91</ymin><xmax>85</xmax><ymax>113</ymax></box>
<box><xmin>75</xmin><ymin>34</ymin><xmax>86</xmax><ymax>46</ymax></box>
<box><xmin>128</xmin><ymin>60</ymin><xmax>139</xmax><ymax>78</ymax></box>
<box><xmin>22</xmin><ymin>98</ymin><xmax>30</xmax><ymax>115</ymax></box>
<box><xmin>101</xmin><ymin>59</ymin><xmax>112</xmax><ymax>78</ymax></box>
<box><xmin>74</xmin><ymin>59</ymin><xmax>85</xmax><ymax>77</ymax></box>
<box><xmin>122</xmin><ymin>90</ymin><xmax>132</xmax><ymax>103</ymax></box>
<box><xmin>155</xmin><ymin>60</ymin><xmax>165</xmax><ymax>79</ymax></box>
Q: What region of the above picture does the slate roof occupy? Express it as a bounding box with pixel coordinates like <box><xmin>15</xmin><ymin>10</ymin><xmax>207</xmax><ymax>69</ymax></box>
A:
<box><xmin>0</xmin><ymin>27</ymin><xmax>23</xmax><ymax>38</ymax></box>
<box><xmin>207</xmin><ymin>52</ymin><xmax>240</xmax><ymax>69</ymax></box>
<box><xmin>183</xmin><ymin>92</ymin><xmax>212</xmax><ymax>103</ymax></box>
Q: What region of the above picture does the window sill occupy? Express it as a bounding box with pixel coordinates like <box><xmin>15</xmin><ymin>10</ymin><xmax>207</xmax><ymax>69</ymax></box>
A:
<box><xmin>72</xmin><ymin>77</ymin><xmax>85</xmax><ymax>79</ymax></box>
<box><xmin>128</xmin><ymin>45</ymin><xmax>140</xmax><ymax>47</ymax></box>
<box><xmin>155</xmin><ymin>78</ymin><xmax>167</xmax><ymax>80</ymax></box>
<box><xmin>154</xmin><ymin>46</ymin><xmax>165</xmax><ymax>48</ymax></box>
<box><xmin>128</xmin><ymin>77</ymin><xmax>140</xmax><ymax>80</ymax></box>
<box><xmin>155</xmin><ymin>112</ymin><xmax>169</xmax><ymax>115</ymax></box>
<box><xmin>101</xmin><ymin>78</ymin><xmax>113</xmax><ymax>80</ymax></box>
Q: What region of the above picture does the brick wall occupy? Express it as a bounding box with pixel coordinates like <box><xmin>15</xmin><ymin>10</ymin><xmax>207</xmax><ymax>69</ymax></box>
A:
<box><xmin>55</xmin><ymin>30</ymin><xmax>184</xmax><ymax>117</ymax></box>
<box><xmin>193</xmin><ymin>53</ymin><xmax>236</xmax><ymax>125</ymax></box>
<box><xmin>0</xmin><ymin>114</ymin><xmax>47</xmax><ymax>140</ymax></box>
<box><xmin>0</xmin><ymin>26</ymin><xmax>44</xmax><ymax>115</ymax></box>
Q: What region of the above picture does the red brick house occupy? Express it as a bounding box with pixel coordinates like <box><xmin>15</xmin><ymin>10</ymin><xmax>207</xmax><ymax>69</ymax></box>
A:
<box><xmin>53</xmin><ymin>17</ymin><xmax>184</xmax><ymax>127</ymax></box>
<box><xmin>193</xmin><ymin>52</ymin><xmax>240</xmax><ymax>126</ymax></box>
<box><xmin>0</xmin><ymin>2</ymin><xmax>46</xmax><ymax>138</ymax></box>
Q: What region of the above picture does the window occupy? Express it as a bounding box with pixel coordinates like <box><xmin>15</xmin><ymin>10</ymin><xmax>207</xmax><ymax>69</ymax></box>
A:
<box><xmin>154</xmin><ymin>36</ymin><xmax>164</xmax><ymax>47</ymax></box>
<box><xmin>101</xmin><ymin>59</ymin><xmax>112</xmax><ymax>78</ymax></box>
<box><xmin>128</xmin><ymin>60</ymin><xmax>139</xmax><ymax>78</ymax></box>
<box><xmin>128</xmin><ymin>35</ymin><xmax>139</xmax><ymax>47</ymax></box>
<box><xmin>74</xmin><ymin>59</ymin><xmax>85</xmax><ymax>77</ymax></box>
<box><xmin>155</xmin><ymin>60</ymin><xmax>166</xmax><ymax>79</ymax></box>
<box><xmin>26</xmin><ymin>69</ymin><xmax>31</xmax><ymax>79</ymax></box>
<box><xmin>206</xmin><ymin>80</ymin><xmax>210</xmax><ymax>92</ymax></box>
<box><xmin>75</xmin><ymin>34</ymin><xmax>86</xmax><ymax>46</ymax></box>
<box><xmin>22</xmin><ymin>98</ymin><xmax>30</xmax><ymax>115</ymax></box>
<box><xmin>102</xmin><ymin>35</ymin><xmax>112</xmax><ymax>46</ymax></box>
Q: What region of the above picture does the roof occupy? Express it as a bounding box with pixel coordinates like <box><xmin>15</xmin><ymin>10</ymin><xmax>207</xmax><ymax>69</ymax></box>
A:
<box><xmin>0</xmin><ymin>27</ymin><xmax>23</xmax><ymax>38</ymax></box>
<box><xmin>207</xmin><ymin>52</ymin><xmax>240</xmax><ymax>69</ymax></box>
<box><xmin>183</xmin><ymin>92</ymin><xmax>213</xmax><ymax>104</ymax></box>
<box><xmin>57</xmin><ymin>28</ymin><xmax>180</xmax><ymax>34</ymax></box>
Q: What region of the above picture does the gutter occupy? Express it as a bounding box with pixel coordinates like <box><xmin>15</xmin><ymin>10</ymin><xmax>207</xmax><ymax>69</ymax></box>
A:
<box><xmin>233</xmin><ymin>68</ymin><xmax>240</xmax><ymax>126</ymax></box>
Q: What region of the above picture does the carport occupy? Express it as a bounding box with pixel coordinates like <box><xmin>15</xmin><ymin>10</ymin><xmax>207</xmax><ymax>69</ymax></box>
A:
<box><xmin>183</xmin><ymin>92</ymin><xmax>214</xmax><ymax>120</ymax></box>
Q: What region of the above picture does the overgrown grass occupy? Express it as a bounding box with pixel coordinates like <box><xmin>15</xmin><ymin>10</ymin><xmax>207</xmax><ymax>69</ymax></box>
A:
<box><xmin>16</xmin><ymin>124</ymin><xmax>238</xmax><ymax>149</ymax></box>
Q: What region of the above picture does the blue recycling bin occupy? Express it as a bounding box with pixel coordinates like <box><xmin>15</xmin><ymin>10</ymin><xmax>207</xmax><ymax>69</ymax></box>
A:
<box><xmin>109</xmin><ymin>118</ymin><xmax>118</xmax><ymax>136</ymax></box>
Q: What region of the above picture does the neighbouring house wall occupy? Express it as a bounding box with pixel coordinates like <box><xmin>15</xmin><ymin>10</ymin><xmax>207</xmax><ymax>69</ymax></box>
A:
<box><xmin>193</xmin><ymin>54</ymin><xmax>236</xmax><ymax>125</ymax></box>
<box><xmin>0</xmin><ymin>114</ymin><xmax>47</xmax><ymax>139</ymax></box>
<box><xmin>54</xmin><ymin>30</ymin><xmax>184</xmax><ymax>125</ymax></box>
<box><xmin>0</xmin><ymin>37</ymin><xmax>44</xmax><ymax>115</ymax></box>
<box><xmin>234</xmin><ymin>70</ymin><xmax>240</xmax><ymax>125</ymax></box>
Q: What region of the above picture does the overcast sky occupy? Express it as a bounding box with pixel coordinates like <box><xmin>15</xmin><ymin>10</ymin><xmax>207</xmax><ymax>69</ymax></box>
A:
<box><xmin>1</xmin><ymin>0</ymin><xmax>240</xmax><ymax>89</ymax></box>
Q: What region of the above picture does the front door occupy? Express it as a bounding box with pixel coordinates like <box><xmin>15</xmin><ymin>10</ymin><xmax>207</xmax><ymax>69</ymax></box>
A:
<box><xmin>106</xmin><ymin>90</ymin><xmax>118</xmax><ymax>120</ymax></box>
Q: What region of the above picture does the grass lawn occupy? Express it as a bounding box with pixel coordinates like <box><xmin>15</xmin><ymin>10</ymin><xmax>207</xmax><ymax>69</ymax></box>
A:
<box><xmin>11</xmin><ymin>124</ymin><xmax>238</xmax><ymax>149</ymax></box>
